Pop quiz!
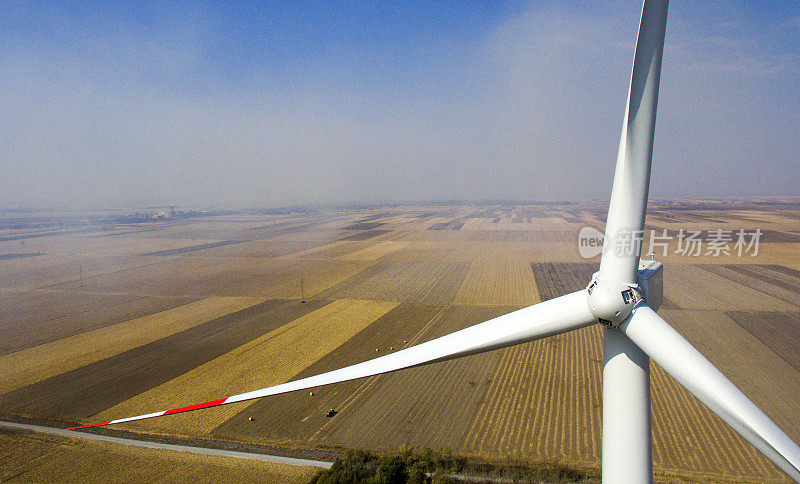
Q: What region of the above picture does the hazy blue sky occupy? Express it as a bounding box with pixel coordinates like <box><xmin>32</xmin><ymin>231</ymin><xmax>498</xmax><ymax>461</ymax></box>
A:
<box><xmin>1</xmin><ymin>1</ymin><xmax>798</xmax><ymax>209</ymax></box>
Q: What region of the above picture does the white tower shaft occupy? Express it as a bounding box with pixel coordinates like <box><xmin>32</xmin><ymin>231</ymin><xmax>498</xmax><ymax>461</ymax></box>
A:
<box><xmin>603</xmin><ymin>327</ymin><xmax>653</xmax><ymax>483</ymax></box>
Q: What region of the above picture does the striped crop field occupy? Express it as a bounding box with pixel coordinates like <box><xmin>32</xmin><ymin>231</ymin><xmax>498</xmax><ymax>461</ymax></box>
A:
<box><xmin>91</xmin><ymin>299</ymin><xmax>398</xmax><ymax>436</ymax></box>
<box><xmin>1</xmin><ymin>202</ymin><xmax>799</xmax><ymax>482</ymax></box>
<box><xmin>453</xmin><ymin>259</ymin><xmax>541</xmax><ymax>307</ymax></box>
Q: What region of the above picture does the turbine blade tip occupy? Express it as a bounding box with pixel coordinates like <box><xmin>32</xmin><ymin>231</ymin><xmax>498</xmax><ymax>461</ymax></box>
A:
<box><xmin>66</xmin><ymin>421</ymin><xmax>111</xmax><ymax>430</ymax></box>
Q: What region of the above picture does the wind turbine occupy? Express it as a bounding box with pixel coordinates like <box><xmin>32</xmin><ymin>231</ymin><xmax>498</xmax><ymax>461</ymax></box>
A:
<box><xmin>68</xmin><ymin>1</ymin><xmax>800</xmax><ymax>481</ymax></box>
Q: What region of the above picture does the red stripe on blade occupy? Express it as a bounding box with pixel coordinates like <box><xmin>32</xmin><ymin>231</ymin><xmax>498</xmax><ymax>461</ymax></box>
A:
<box><xmin>66</xmin><ymin>421</ymin><xmax>111</xmax><ymax>430</ymax></box>
<box><xmin>163</xmin><ymin>398</ymin><xmax>227</xmax><ymax>415</ymax></box>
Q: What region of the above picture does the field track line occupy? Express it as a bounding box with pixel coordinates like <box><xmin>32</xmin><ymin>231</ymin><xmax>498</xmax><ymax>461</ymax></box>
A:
<box><xmin>0</xmin><ymin>421</ymin><xmax>332</xmax><ymax>468</ymax></box>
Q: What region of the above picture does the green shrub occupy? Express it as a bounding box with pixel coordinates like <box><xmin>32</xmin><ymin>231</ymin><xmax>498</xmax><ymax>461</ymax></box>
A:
<box><xmin>308</xmin><ymin>447</ymin><xmax>595</xmax><ymax>484</ymax></box>
<box><xmin>373</xmin><ymin>455</ymin><xmax>408</xmax><ymax>484</ymax></box>
<box><xmin>309</xmin><ymin>450</ymin><xmax>377</xmax><ymax>484</ymax></box>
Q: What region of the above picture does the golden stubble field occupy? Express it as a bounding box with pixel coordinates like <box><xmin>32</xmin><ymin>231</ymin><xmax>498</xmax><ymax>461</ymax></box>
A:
<box><xmin>0</xmin><ymin>426</ymin><xmax>320</xmax><ymax>483</ymax></box>
<box><xmin>1</xmin><ymin>200</ymin><xmax>799</xmax><ymax>483</ymax></box>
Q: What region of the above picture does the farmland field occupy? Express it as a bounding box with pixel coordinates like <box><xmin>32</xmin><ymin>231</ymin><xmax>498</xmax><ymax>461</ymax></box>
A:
<box><xmin>1</xmin><ymin>200</ymin><xmax>799</xmax><ymax>482</ymax></box>
<box><xmin>0</xmin><ymin>426</ymin><xmax>320</xmax><ymax>483</ymax></box>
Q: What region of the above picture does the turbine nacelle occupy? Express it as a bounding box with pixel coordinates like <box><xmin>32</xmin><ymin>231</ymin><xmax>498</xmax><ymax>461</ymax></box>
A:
<box><xmin>586</xmin><ymin>277</ymin><xmax>641</xmax><ymax>326</ymax></box>
<box><xmin>586</xmin><ymin>260</ymin><xmax>663</xmax><ymax>326</ymax></box>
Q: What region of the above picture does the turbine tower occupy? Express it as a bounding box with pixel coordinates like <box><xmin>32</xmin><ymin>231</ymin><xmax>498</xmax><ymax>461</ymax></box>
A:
<box><xmin>69</xmin><ymin>1</ymin><xmax>800</xmax><ymax>481</ymax></box>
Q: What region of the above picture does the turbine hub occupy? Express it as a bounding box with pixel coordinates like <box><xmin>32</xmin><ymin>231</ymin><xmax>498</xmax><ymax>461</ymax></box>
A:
<box><xmin>586</xmin><ymin>276</ymin><xmax>643</xmax><ymax>327</ymax></box>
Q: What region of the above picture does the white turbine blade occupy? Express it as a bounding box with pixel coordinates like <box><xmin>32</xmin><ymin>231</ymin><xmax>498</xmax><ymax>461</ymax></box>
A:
<box><xmin>68</xmin><ymin>290</ymin><xmax>596</xmax><ymax>430</ymax></box>
<box><xmin>620</xmin><ymin>305</ymin><xmax>800</xmax><ymax>481</ymax></box>
<box><xmin>599</xmin><ymin>0</ymin><xmax>669</xmax><ymax>285</ymax></box>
